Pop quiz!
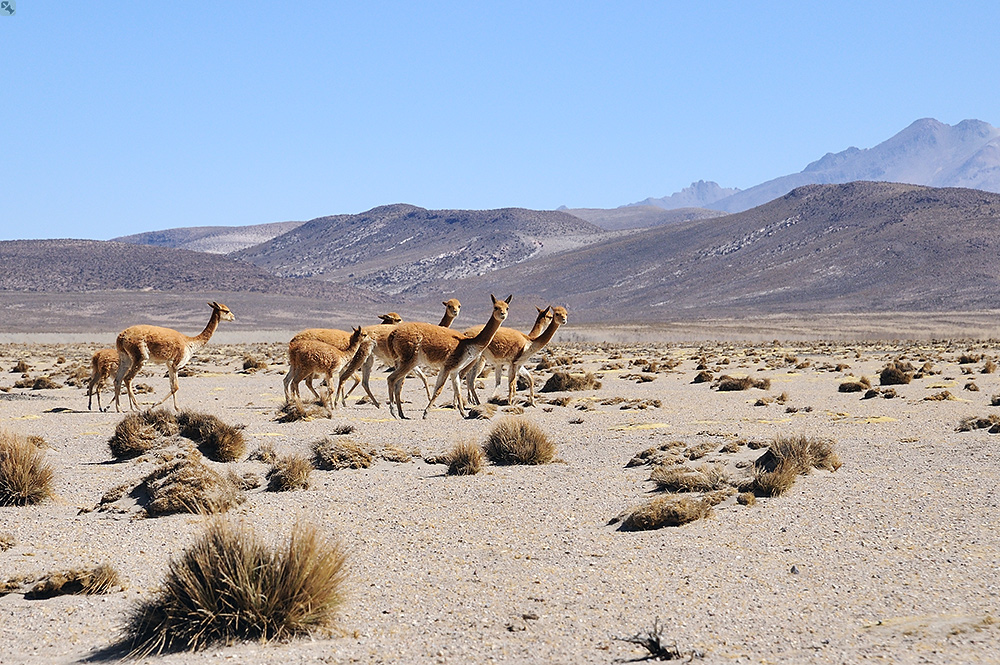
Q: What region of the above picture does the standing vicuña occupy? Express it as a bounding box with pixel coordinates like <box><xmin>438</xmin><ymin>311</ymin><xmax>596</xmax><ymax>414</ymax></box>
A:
<box><xmin>387</xmin><ymin>295</ymin><xmax>511</xmax><ymax>419</ymax></box>
<box><xmin>113</xmin><ymin>302</ymin><xmax>235</xmax><ymax>412</ymax></box>
<box><xmin>466</xmin><ymin>306</ymin><xmax>567</xmax><ymax>406</ymax></box>
<box><xmin>87</xmin><ymin>348</ymin><xmax>119</xmax><ymax>411</ymax></box>
<box><xmin>284</xmin><ymin>327</ymin><xmax>375</xmax><ymax>416</ymax></box>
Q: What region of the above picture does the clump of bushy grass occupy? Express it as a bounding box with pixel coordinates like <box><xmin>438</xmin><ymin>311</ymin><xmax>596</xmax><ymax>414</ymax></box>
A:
<box><xmin>267</xmin><ymin>454</ymin><xmax>313</xmax><ymax>492</ymax></box>
<box><xmin>25</xmin><ymin>564</ymin><xmax>124</xmax><ymax>599</ymax></box>
<box><xmin>122</xmin><ymin>519</ymin><xmax>348</xmax><ymax>657</ymax></box>
<box><xmin>650</xmin><ymin>463</ymin><xmax>730</xmax><ymax>493</ymax></box>
<box><xmin>879</xmin><ymin>363</ymin><xmax>913</xmax><ymax>386</ymax></box>
<box><xmin>751</xmin><ymin>434</ymin><xmax>841</xmax><ymax>497</ymax></box>
<box><xmin>176</xmin><ymin>411</ymin><xmax>246</xmax><ymax>462</ymax></box>
<box><xmin>141</xmin><ymin>455</ymin><xmax>245</xmax><ymax>516</ymax></box>
<box><xmin>483</xmin><ymin>417</ymin><xmax>556</xmax><ymax>465</ymax></box>
<box><xmin>616</xmin><ymin>496</ymin><xmax>712</xmax><ymax>530</ymax></box>
<box><xmin>108</xmin><ymin>409</ymin><xmax>179</xmax><ymax>459</ymax></box>
<box><xmin>275</xmin><ymin>401</ymin><xmax>327</xmax><ymax>423</ymax></box>
<box><xmin>715</xmin><ymin>375</ymin><xmax>771</xmax><ymax>391</ymax></box>
<box><xmin>312</xmin><ymin>437</ymin><xmax>373</xmax><ymax>470</ymax></box>
<box><xmin>446</xmin><ymin>440</ymin><xmax>484</xmax><ymax>476</ymax></box>
<box><xmin>0</xmin><ymin>428</ymin><xmax>55</xmax><ymax>506</ymax></box>
<box><xmin>539</xmin><ymin>371</ymin><xmax>601</xmax><ymax>393</ymax></box>
<box><xmin>838</xmin><ymin>376</ymin><xmax>871</xmax><ymax>393</ymax></box>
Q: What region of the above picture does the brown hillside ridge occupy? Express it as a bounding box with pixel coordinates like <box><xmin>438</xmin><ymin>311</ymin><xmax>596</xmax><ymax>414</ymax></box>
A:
<box><xmin>447</xmin><ymin>182</ymin><xmax>1000</xmax><ymax>319</ymax></box>
<box><xmin>231</xmin><ymin>204</ymin><xmax>609</xmax><ymax>295</ymax></box>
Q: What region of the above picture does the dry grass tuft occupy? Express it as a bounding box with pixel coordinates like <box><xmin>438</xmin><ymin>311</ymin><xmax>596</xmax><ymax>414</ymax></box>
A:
<box><xmin>618</xmin><ymin>496</ymin><xmax>712</xmax><ymax>530</ymax></box>
<box><xmin>0</xmin><ymin>532</ymin><xmax>15</xmax><ymax>551</ymax></box>
<box><xmin>923</xmin><ymin>390</ymin><xmax>955</xmax><ymax>401</ymax></box>
<box><xmin>752</xmin><ymin>434</ymin><xmax>841</xmax><ymax>496</ymax></box>
<box><xmin>25</xmin><ymin>564</ymin><xmax>124</xmax><ymax>599</ymax></box>
<box><xmin>838</xmin><ymin>376</ymin><xmax>872</xmax><ymax>392</ymax></box>
<box><xmin>466</xmin><ymin>404</ymin><xmax>498</xmax><ymax>420</ymax></box>
<box><xmin>650</xmin><ymin>463</ymin><xmax>730</xmax><ymax>493</ymax></box>
<box><xmin>956</xmin><ymin>414</ymin><xmax>1000</xmax><ymax>432</ymax></box>
<box><xmin>880</xmin><ymin>363</ymin><xmax>913</xmax><ymax>386</ymax></box>
<box><xmin>737</xmin><ymin>492</ymin><xmax>757</xmax><ymax>506</ymax></box>
<box><xmin>715</xmin><ymin>375</ymin><xmax>770</xmax><ymax>391</ymax></box>
<box><xmin>0</xmin><ymin>428</ymin><xmax>55</xmax><ymax>506</ymax></box>
<box><xmin>446</xmin><ymin>440</ymin><xmax>485</xmax><ymax>476</ymax></box>
<box><xmin>539</xmin><ymin>371</ymin><xmax>602</xmax><ymax>393</ymax></box>
<box><xmin>242</xmin><ymin>354</ymin><xmax>268</xmax><ymax>372</ymax></box>
<box><xmin>122</xmin><ymin>519</ymin><xmax>348</xmax><ymax>657</ymax></box>
<box><xmin>12</xmin><ymin>359</ymin><xmax>30</xmax><ymax>373</ymax></box>
<box><xmin>313</xmin><ymin>437</ymin><xmax>373</xmax><ymax>470</ymax></box>
<box><xmin>30</xmin><ymin>376</ymin><xmax>62</xmax><ymax>390</ymax></box>
<box><xmin>267</xmin><ymin>454</ymin><xmax>313</xmax><ymax>492</ymax></box>
<box><xmin>142</xmin><ymin>455</ymin><xmax>245</xmax><ymax>516</ymax></box>
<box><xmin>483</xmin><ymin>417</ymin><xmax>556</xmax><ymax>465</ymax></box>
<box><xmin>108</xmin><ymin>409</ymin><xmax>179</xmax><ymax>459</ymax></box>
<box><xmin>378</xmin><ymin>446</ymin><xmax>413</xmax><ymax>463</ymax></box>
<box><xmin>176</xmin><ymin>411</ymin><xmax>246</xmax><ymax>462</ymax></box>
<box><xmin>248</xmin><ymin>441</ymin><xmax>278</xmax><ymax>464</ymax></box>
<box><xmin>275</xmin><ymin>401</ymin><xmax>327</xmax><ymax>423</ymax></box>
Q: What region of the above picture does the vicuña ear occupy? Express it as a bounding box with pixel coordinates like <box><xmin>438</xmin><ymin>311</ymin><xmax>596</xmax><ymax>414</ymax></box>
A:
<box><xmin>491</xmin><ymin>294</ymin><xmax>497</xmax><ymax>304</ymax></box>
<box><xmin>504</xmin><ymin>294</ymin><xmax>512</xmax><ymax>304</ymax></box>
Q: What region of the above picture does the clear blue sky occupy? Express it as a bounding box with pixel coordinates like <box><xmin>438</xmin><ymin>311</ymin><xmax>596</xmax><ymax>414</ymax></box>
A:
<box><xmin>1</xmin><ymin>2</ymin><xmax>998</xmax><ymax>240</ymax></box>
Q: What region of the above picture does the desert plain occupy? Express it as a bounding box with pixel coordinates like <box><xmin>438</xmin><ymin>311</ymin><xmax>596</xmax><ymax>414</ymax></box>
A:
<box><xmin>1</xmin><ymin>328</ymin><xmax>999</xmax><ymax>664</ymax></box>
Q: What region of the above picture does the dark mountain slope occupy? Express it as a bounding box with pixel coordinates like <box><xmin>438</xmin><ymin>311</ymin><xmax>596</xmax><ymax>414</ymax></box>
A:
<box><xmin>442</xmin><ymin>182</ymin><xmax>1000</xmax><ymax>320</ymax></box>
<box><xmin>0</xmin><ymin>239</ymin><xmax>373</xmax><ymax>301</ymax></box>
<box><xmin>232</xmin><ymin>204</ymin><xmax>609</xmax><ymax>295</ymax></box>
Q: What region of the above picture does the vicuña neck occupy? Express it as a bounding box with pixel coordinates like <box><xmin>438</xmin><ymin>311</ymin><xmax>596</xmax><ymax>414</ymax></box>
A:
<box><xmin>469</xmin><ymin>313</ymin><xmax>504</xmax><ymax>347</ymax></box>
<box><xmin>192</xmin><ymin>309</ymin><xmax>222</xmax><ymax>345</ymax></box>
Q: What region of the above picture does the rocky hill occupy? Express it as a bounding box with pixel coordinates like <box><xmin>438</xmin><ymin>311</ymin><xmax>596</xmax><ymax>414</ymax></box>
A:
<box><xmin>0</xmin><ymin>239</ymin><xmax>371</xmax><ymax>301</ymax></box>
<box><xmin>232</xmin><ymin>204</ymin><xmax>609</xmax><ymax>295</ymax></box>
<box><xmin>435</xmin><ymin>182</ymin><xmax>1000</xmax><ymax>321</ymax></box>
<box><xmin>114</xmin><ymin>221</ymin><xmax>305</xmax><ymax>254</ymax></box>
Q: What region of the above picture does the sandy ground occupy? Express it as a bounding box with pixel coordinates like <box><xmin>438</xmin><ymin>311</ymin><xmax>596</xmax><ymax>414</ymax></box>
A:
<box><xmin>1</xmin><ymin>337</ymin><xmax>999</xmax><ymax>664</ymax></box>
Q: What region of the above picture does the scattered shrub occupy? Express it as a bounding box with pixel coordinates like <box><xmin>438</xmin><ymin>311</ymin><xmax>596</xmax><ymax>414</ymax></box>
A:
<box><xmin>378</xmin><ymin>446</ymin><xmax>412</xmax><ymax>463</ymax></box>
<box><xmin>122</xmin><ymin>519</ymin><xmax>348</xmax><ymax>656</ymax></box>
<box><xmin>539</xmin><ymin>371</ymin><xmax>601</xmax><ymax>393</ymax></box>
<box><xmin>617</xmin><ymin>496</ymin><xmax>712</xmax><ymax>530</ymax></box>
<box><xmin>924</xmin><ymin>391</ymin><xmax>955</xmax><ymax>401</ymax></box>
<box><xmin>483</xmin><ymin>417</ymin><xmax>556</xmax><ymax>465</ymax></box>
<box><xmin>267</xmin><ymin>454</ymin><xmax>313</xmax><ymax>492</ymax></box>
<box><xmin>650</xmin><ymin>463</ymin><xmax>730</xmax><ymax>493</ymax></box>
<box><xmin>737</xmin><ymin>491</ymin><xmax>757</xmax><ymax>506</ymax></box>
<box><xmin>248</xmin><ymin>442</ymin><xmax>278</xmax><ymax>464</ymax></box>
<box><xmin>715</xmin><ymin>375</ymin><xmax>770</xmax><ymax>391</ymax></box>
<box><xmin>982</xmin><ymin>359</ymin><xmax>996</xmax><ymax>374</ymax></box>
<box><xmin>752</xmin><ymin>434</ymin><xmax>841</xmax><ymax>496</ymax></box>
<box><xmin>446</xmin><ymin>440</ymin><xmax>484</xmax><ymax>476</ymax></box>
<box><xmin>242</xmin><ymin>354</ymin><xmax>268</xmax><ymax>372</ymax></box>
<box><xmin>466</xmin><ymin>404</ymin><xmax>497</xmax><ymax>419</ymax></box>
<box><xmin>11</xmin><ymin>360</ymin><xmax>29</xmax><ymax>373</ymax></box>
<box><xmin>692</xmin><ymin>370</ymin><xmax>713</xmax><ymax>383</ymax></box>
<box><xmin>108</xmin><ymin>409</ymin><xmax>179</xmax><ymax>459</ymax></box>
<box><xmin>0</xmin><ymin>428</ymin><xmax>55</xmax><ymax>506</ymax></box>
<box><xmin>176</xmin><ymin>411</ymin><xmax>246</xmax><ymax>462</ymax></box>
<box><xmin>30</xmin><ymin>376</ymin><xmax>62</xmax><ymax>390</ymax></box>
<box><xmin>25</xmin><ymin>564</ymin><xmax>124</xmax><ymax>599</ymax></box>
<box><xmin>0</xmin><ymin>532</ymin><xmax>14</xmax><ymax>551</ymax></box>
<box><xmin>313</xmin><ymin>437</ymin><xmax>373</xmax><ymax>470</ymax></box>
<box><xmin>879</xmin><ymin>363</ymin><xmax>912</xmax><ymax>386</ymax></box>
<box><xmin>838</xmin><ymin>376</ymin><xmax>871</xmax><ymax>392</ymax></box>
<box><xmin>141</xmin><ymin>455</ymin><xmax>245</xmax><ymax>516</ymax></box>
<box><xmin>274</xmin><ymin>402</ymin><xmax>327</xmax><ymax>423</ymax></box>
<box><xmin>957</xmin><ymin>414</ymin><xmax>1000</xmax><ymax>432</ymax></box>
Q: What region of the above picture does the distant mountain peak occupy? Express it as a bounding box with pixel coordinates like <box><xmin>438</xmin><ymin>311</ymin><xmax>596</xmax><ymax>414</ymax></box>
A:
<box><xmin>627</xmin><ymin>180</ymin><xmax>740</xmax><ymax>210</ymax></box>
<box><xmin>653</xmin><ymin>118</ymin><xmax>1000</xmax><ymax>214</ymax></box>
